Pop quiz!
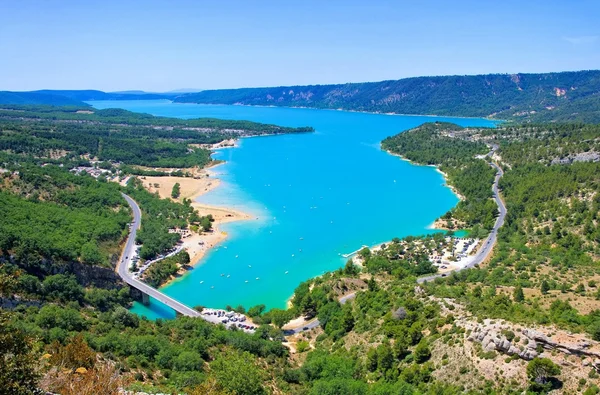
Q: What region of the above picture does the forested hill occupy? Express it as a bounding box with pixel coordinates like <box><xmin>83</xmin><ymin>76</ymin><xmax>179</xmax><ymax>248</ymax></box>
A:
<box><xmin>0</xmin><ymin>105</ymin><xmax>313</xmax><ymax>169</ymax></box>
<box><xmin>175</xmin><ymin>70</ymin><xmax>600</xmax><ymax>123</ymax></box>
<box><xmin>0</xmin><ymin>90</ymin><xmax>179</xmax><ymax>107</ymax></box>
<box><xmin>0</xmin><ymin>91</ymin><xmax>88</xmax><ymax>106</ymax></box>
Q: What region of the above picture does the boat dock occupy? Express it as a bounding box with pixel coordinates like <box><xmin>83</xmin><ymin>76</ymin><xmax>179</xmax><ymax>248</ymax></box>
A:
<box><xmin>341</xmin><ymin>245</ymin><xmax>369</xmax><ymax>258</ymax></box>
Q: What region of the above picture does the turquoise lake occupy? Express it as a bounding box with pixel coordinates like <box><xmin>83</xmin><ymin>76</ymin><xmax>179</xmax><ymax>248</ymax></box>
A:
<box><xmin>90</xmin><ymin>100</ymin><xmax>496</xmax><ymax>319</ymax></box>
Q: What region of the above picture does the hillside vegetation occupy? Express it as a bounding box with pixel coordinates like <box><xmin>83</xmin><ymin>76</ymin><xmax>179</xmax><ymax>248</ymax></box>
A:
<box><xmin>0</xmin><ymin>105</ymin><xmax>312</xmax><ymax>169</ymax></box>
<box><xmin>4</xmin><ymin>103</ymin><xmax>600</xmax><ymax>393</ymax></box>
<box><xmin>384</xmin><ymin>121</ymin><xmax>600</xmax><ymax>325</ymax></box>
<box><xmin>175</xmin><ymin>70</ymin><xmax>600</xmax><ymax>123</ymax></box>
<box><xmin>0</xmin><ymin>106</ymin><xmax>315</xmax><ymax>394</ymax></box>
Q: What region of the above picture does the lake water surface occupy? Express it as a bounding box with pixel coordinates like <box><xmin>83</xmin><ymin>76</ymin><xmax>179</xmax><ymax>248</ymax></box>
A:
<box><xmin>90</xmin><ymin>100</ymin><xmax>496</xmax><ymax>319</ymax></box>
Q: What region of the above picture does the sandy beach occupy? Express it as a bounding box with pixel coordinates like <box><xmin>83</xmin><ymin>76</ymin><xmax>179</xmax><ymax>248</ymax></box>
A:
<box><xmin>139</xmin><ymin>165</ymin><xmax>252</xmax><ymax>270</ymax></box>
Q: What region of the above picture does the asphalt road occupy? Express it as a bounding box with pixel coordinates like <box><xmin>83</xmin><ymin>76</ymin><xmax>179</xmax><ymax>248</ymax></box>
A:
<box><xmin>417</xmin><ymin>147</ymin><xmax>506</xmax><ymax>284</ymax></box>
<box><xmin>118</xmin><ymin>193</ymin><xmax>201</xmax><ymax>317</ymax></box>
<box><xmin>119</xmin><ymin>144</ymin><xmax>505</xmax><ymax>332</ymax></box>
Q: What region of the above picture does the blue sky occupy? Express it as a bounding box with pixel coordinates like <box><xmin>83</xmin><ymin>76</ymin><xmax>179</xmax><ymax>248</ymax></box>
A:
<box><xmin>0</xmin><ymin>0</ymin><xmax>598</xmax><ymax>91</ymax></box>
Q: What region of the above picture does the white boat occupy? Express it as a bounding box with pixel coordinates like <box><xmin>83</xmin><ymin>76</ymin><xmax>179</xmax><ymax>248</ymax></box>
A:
<box><xmin>285</xmin><ymin>271</ymin><xmax>289</xmax><ymax>274</ymax></box>
<box><xmin>200</xmin><ymin>281</ymin><xmax>204</xmax><ymax>284</ymax></box>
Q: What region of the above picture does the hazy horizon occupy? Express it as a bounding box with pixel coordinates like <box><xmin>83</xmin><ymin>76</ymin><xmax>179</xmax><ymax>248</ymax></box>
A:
<box><xmin>5</xmin><ymin>67</ymin><xmax>598</xmax><ymax>94</ymax></box>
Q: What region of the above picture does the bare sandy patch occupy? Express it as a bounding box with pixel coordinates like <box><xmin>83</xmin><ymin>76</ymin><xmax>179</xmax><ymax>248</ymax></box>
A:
<box><xmin>138</xmin><ymin>166</ymin><xmax>253</xmax><ymax>271</ymax></box>
<box><xmin>142</xmin><ymin>172</ymin><xmax>219</xmax><ymax>201</ymax></box>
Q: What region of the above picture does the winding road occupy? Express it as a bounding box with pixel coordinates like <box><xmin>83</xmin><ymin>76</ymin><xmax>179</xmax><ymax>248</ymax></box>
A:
<box><xmin>119</xmin><ymin>144</ymin><xmax>505</xmax><ymax>331</ymax></box>
<box><xmin>417</xmin><ymin>146</ymin><xmax>506</xmax><ymax>283</ymax></box>
<box><xmin>118</xmin><ymin>193</ymin><xmax>201</xmax><ymax>317</ymax></box>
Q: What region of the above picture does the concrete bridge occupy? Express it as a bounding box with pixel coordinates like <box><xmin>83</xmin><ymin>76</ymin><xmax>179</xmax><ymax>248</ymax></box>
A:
<box><xmin>118</xmin><ymin>193</ymin><xmax>201</xmax><ymax>317</ymax></box>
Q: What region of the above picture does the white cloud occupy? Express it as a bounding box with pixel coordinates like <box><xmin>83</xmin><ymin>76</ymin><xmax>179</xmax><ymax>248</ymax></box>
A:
<box><xmin>563</xmin><ymin>35</ymin><xmax>598</xmax><ymax>45</ymax></box>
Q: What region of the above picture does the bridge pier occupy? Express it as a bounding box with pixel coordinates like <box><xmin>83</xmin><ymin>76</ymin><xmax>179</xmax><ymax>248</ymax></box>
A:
<box><xmin>129</xmin><ymin>286</ymin><xmax>150</xmax><ymax>306</ymax></box>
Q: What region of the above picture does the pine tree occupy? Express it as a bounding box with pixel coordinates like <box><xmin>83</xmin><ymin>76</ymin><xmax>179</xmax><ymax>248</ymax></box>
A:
<box><xmin>540</xmin><ymin>280</ymin><xmax>550</xmax><ymax>295</ymax></box>
<box><xmin>513</xmin><ymin>285</ymin><xmax>525</xmax><ymax>302</ymax></box>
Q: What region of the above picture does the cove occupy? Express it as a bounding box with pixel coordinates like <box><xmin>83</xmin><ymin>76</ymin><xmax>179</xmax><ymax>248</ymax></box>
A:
<box><xmin>89</xmin><ymin>100</ymin><xmax>497</xmax><ymax>319</ymax></box>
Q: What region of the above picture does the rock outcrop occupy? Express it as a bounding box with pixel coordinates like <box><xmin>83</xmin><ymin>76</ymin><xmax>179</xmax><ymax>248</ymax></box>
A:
<box><xmin>463</xmin><ymin>319</ymin><xmax>600</xmax><ymax>364</ymax></box>
<box><xmin>551</xmin><ymin>151</ymin><xmax>600</xmax><ymax>165</ymax></box>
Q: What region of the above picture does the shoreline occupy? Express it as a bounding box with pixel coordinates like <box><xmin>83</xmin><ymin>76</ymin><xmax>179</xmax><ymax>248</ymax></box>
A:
<box><xmin>143</xmin><ymin>141</ymin><xmax>469</xmax><ymax>304</ymax></box>
<box><xmin>166</xmin><ymin>100</ymin><xmax>503</xmax><ymax>122</ymax></box>
<box><xmin>338</xmin><ymin>149</ymin><xmax>468</xmax><ymax>263</ymax></box>
<box><xmin>138</xmin><ymin>162</ymin><xmax>253</xmax><ymax>286</ymax></box>
<box><xmin>383</xmin><ymin>147</ymin><xmax>466</xmax><ymax>203</ymax></box>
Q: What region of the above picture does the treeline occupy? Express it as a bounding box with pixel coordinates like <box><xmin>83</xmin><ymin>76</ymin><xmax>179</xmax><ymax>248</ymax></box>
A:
<box><xmin>175</xmin><ymin>70</ymin><xmax>600</xmax><ymax>123</ymax></box>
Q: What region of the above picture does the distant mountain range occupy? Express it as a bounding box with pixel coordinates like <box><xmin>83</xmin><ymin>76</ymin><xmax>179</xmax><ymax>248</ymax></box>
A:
<box><xmin>175</xmin><ymin>70</ymin><xmax>600</xmax><ymax>123</ymax></box>
<box><xmin>0</xmin><ymin>90</ymin><xmax>182</xmax><ymax>106</ymax></box>
<box><xmin>2</xmin><ymin>70</ymin><xmax>599</xmax><ymax>122</ymax></box>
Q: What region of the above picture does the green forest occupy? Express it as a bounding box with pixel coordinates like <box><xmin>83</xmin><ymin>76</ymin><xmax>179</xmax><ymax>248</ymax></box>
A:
<box><xmin>0</xmin><ymin>106</ymin><xmax>312</xmax><ymax>170</ymax></box>
<box><xmin>3</xmin><ymin>103</ymin><xmax>600</xmax><ymax>394</ymax></box>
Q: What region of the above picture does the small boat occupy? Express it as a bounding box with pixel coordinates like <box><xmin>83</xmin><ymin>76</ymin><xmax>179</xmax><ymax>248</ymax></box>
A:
<box><xmin>200</xmin><ymin>281</ymin><xmax>204</xmax><ymax>284</ymax></box>
<box><xmin>220</xmin><ymin>273</ymin><xmax>225</xmax><ymax>277</ymax></box>
<box><xmin>285</xmin><ymin>271</ymin><xmax>289</xmax><ymax>274</ymax></box>
<box><xmin>211</xmin><ymin>286</ymin><xmax>215</xmax><ymax>289</ymax></box>
<box><xmin>256</xmin><ymin>277</ymin><xmax>260</xmax><ymax>280</ymax></box>
<box><xmin>299</xmin><ymin>237</ymin><xmax>304</xmax><ymax>240</ymax></box>
<box><xmin>226</xmin><ymin>274</ymin><xmax>230</xmax><ymax>278</ymax></box>
<box><xmin>248</xmin><ymin>265</ymin><xmax>252</xmax><ymax>268</ymax></box>
<box><xmin>291</xmin><ymin>254</ymin><xmax>295</xmax><ymax>257</ymax></box>
<box><xmin>245</xmin><ymin>280</ymin><xmax>249</xmax><ymax>283</ymax></box>
<box><xmin>235</xmin><ymin>255</ymin><xmax>239</xmax><ymax>258</ymax></box>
